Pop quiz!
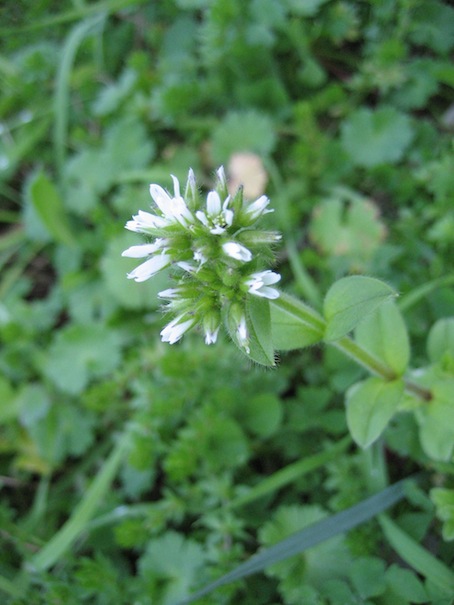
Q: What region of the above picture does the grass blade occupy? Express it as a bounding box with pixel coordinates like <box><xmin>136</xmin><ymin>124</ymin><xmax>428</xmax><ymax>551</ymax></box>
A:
<box><xmin>379</xmin><ymin>514</ymin><xmax>454</xmax><ymax>595</ymax></box>
<box><xmin>28</xmin><ymin>431</ymin><xmax>130</xmax><ymax>573</ymax></box>
<box><xmin>179</xmin><ymin>478</ymin><xmax>411</xmax><ymax>604</ymax></box>
<box><xmin>54</xmin><ymin>15</ymin><xmax>104</xmax><ymax>180</ymax></box>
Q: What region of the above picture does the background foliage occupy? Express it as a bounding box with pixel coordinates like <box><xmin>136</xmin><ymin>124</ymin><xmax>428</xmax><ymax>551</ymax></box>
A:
<box><xmin>1</xmin><ymin>0</ymin><xmax>453</xmax><ymax>603</ymax></box>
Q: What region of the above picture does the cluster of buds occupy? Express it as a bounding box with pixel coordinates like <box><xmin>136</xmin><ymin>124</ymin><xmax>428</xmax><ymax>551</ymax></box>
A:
<box><xmin>122</xmin><ymin>167</ymin><xmax>281</xmax><ymax>353</ymax></box>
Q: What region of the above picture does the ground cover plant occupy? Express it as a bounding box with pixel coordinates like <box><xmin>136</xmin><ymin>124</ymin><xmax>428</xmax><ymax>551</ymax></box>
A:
<box><xmin>0</xmin><ymin>0</ymin><xmax>454</xmax><ymax>603</ymax></box>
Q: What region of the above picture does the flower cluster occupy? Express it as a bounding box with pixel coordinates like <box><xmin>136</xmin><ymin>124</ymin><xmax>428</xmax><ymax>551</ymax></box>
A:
<box><xmin>122</xmin><ymin>167</ymin><xmax>281</xmax><ymax>352</ymax></box>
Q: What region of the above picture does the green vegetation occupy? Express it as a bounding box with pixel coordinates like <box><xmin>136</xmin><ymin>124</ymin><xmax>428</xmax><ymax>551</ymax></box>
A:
<box><xmin>1</xmin><ymin>1</ymin><xmax>453</xmax><ymax>603</ymax></box>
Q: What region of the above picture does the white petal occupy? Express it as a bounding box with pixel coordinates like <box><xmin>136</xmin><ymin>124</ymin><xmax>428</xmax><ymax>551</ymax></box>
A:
<box><xmin>177</xmin><ymin>261</ymin><xmax>197</xmax><ymax>273</ymax></box>
<box><xmin>216</xmin><ymin>166</ymin><xmax>226</xmax><ymax>187</ymax></box>
<box><xmin>171</xmin><ymin>174</ymin><xmax>181</xmax><ymax>198</ymax></box>
<box><xmin>245</xmin><ymin>195</ymin><xmax>273</xmax><ymax>221</ymax></box>
<box><xmin>149</xmin><ymin>184</ymin><xmax>174</xmax><ymax>217</ymax></box>
<box><xmin>158</xmin><ymin>288</ymin><xmax>181</xmax><ymax>299</ymax></box>
<box><xmin>195</xmin><ymin>210</ymin><xmax>209</xmax><ymax>226</ymax></box>
<box><xmin>204</xmin><ymin>326</ymin><xmax>220</xmax><ymax>345</ymax></box>
<box><xmin>160</xmin><ymin>315</ymin><xmax>195</xmax><ymax>344</ymax></box>
<box><xmin>121</xmin><ymin>241</ymin><xmax>165</xmax><ymax>258</ymax></box>
<box><xmin>126</xmin><ymin>254</ymin><xmax>171</xmax><ymax>282</ymax></box>
<box><xmin>222</xmin><ymin>242</ymin><xmax>252</xmax><ymax>262</ymax></box>
<box><xmin>250</xmin><ymin>286</ymin><xmax>280</xmax><ymax>299</ymax></box>
<box><xmin>207</xmin><ymin>191</ymin><xmax>222</xmax><ymax>216</ymax></box>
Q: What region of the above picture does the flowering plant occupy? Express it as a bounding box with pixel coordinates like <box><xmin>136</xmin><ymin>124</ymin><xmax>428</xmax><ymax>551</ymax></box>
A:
<box><xmin>123</xmin><ymin>167</ymin><xmax>454</xmax><ymax>468</ymax></box>
<box><xmin>122</xmin><ymin>167</ymin><xmax>281</xmax><ymax>362</ymax></box>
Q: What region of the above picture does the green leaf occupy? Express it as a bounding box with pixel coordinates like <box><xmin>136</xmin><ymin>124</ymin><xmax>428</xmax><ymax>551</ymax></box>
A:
<box><xmin>28</xmin><ymin>170</ymin><xmax>76</xmax><ymax>246</ymax></box>
<box><xmin>385</xmin><ymin>565</ymin><xmax>428</xmax><ymax>603</ymax></box>
<box><xmin>211</xmin><ymin>110</ymin><xmax>276</xmax><ymax>163</ymax></box>
<box><xmin>417</xmin><ymin>394</ymin><xmax>454</xmax><ymax>461</ymax></box>
<box><xmin>324</xmin><ymin>276</ymin><xmax>396</xmax><ymax>341</ymax></box>
<box><xmin>427</xmin><ymin>317</ymin><xmax>454</xmax><ymax>362</ymax></box>
<box><xmin>309</xmin><ymin>188</ymin><xmax>386</xmax><ymax>271</ymax></box>
<box><xmin>341</xmin><ymin>107</ymin><xmax>414</xmax><ymax>167</ymax></box>
<box><xmin>178</xmin><ymin>479</ymin><xmax>409</xmax><ymax>604</ymax></box>
<box><xmin>355</xmin><ymin>300</ymin><xmax>410</xmax><ymax>375</ymax></box>
<box><xmin>431</xmin><ymin>488</ymin><xmax>454</xmax><ymax>541</ymax></box>
<box><xmin>270</xmin><ymin>293</ymin><xmax>324</xmax><ymax>350</ymax></box>
<box><xmin>346</xmin><ymin>377</ymin><xmax>404</xmax><ymax>448</ymax></box>
<box><xmin>45</xmin><ymin>324</ymin><xmax>123</xmax><ymax>395</ymax></box>
<box><xmin>246</xmin><ymin>296</ymin><xmax>275</xmax><ymax>366</ymax></box>
<box><xmin>350</xmin><ymin>557</ymin><xmax>386</xmax><ymax>598</ymax></box>
<box><xmin>238</xmin><ymin>392</ymin><xmax>283</xmax><ymax>438</ymax></box>
<box><xmin>139</xmin><ymin>532</ymin><xmax>205</xmax><ymax>605</ymax></box>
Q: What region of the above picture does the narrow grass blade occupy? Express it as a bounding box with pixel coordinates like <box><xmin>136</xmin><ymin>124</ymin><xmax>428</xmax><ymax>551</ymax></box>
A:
<box><xmin>54</xmin><ymin>15</ymin><xmax>104</xmax><ymax>180</ymax></box>
<box><xmin>28</xmin><ymin>431</ymin><xmax>130</xmax><ymax>573</ymax></box>
<box><xmin>398</xmin><ymin>274</ymin><xmax>454</xmax><ymax>312</ymax></box>
<box><xmin>229</xmin><ymin>436</ymin><xmax>351</xmax><ymax>509</ymax></box>
<box><xmin>179</xmin><ymin>478</ymin><xmax>411</xmax><ymax>604</ymax></box>
<box><xmin>0</xmin><ymin>0</ymin><xmax>145</xmax><ymax>34</ymax></box>
<box><xmin>379</xmin><ymin>514</ymin><xmax>454</xmax><ymax>595</ymax></box>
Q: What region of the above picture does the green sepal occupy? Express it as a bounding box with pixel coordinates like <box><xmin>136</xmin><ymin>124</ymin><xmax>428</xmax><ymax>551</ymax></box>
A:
<box><xmin>324</xmin><ymin>276</ymin><xmax>396</xmax><ymax>341</ymax></box>
<box><xmin>246</xmin><ymin>296</ymin><xmax>276</xmax><ymax>367</ymax></box>
<box><xmin>355</xmin><ymin>299</ymin><xmax>410</xmax><ymax>376</ymax></box>
<box><xmin>346</xmin><ymin>377</ymin><xmax>404</xmax><ymax>448</ymax></box>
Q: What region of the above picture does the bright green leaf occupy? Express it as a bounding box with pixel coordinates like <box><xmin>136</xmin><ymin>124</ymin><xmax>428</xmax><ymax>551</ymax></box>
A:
<box><xmin>427</xmin><ymin>317</ymin><xmax>454</xmax><ymax>363</ymax></box>
<box><xmin>324</xmin><ymin>276</ymin><xmax>396</xmax><ymax>341</ymax></box>
<box><xmin>355</xmin><ymin>300</ymin><xmax>410</xmax><ymax>375</ymax></box>
<box><xmin>346</xmin><ymin>377</ymin><xmax>404</xmax><ymax>448</ymax></box>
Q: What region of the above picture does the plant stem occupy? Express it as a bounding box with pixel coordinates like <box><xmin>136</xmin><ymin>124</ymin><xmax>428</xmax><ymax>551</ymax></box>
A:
<box><xmin>271</xmin><ymin>293</ymin><xmax>432</xmax><ymax>403</ymax></box>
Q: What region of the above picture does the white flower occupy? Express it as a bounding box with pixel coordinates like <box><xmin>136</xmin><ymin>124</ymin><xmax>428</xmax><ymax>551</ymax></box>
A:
<box><xmin>204</xmin><ymin>325</ymin><xmax>220</xmax><ymax>345</ymax></box>
<box><xmin>125</xmin><ymin>210</ymin><xmax>169</xmax><ymax>233</ymax></box>
<box><xmin>158</xmin><ymin>288</ymin><xmax>182</xmax><ymax>299</ymax></box>
<box><xmin>126</xmin><ymin>253</ymin><xmax>171</xmax><ymax>282</ymax></box>
<box><xmin>244</xmin><ymin>195</ymin><xmax>273</xmax><ymax>222</ymax></box>
<box><xmin>203</xmin><ymin>311</ymin><xmax>221</xmax><ymax>345</ymax></box>
<box><xmin>121</xmin><ymin>239</ymin><xmax>168</xmax><ymax>258</ymax></box>
<box><xmin>195</xmin><ymin>191</ymin><xmax>234</xmax><ymax>234</ymax></box>
<box><xmin>245</xmin><ymin>270</ymin><xmax>281</xmax><ymax>299</ymax></box>
<box><xmin>160</xmin><ymin>314</ymin><xmax>196</xmax><ymax>344</ymax></box>
<box><xmin>149</xmin><ymin>175</ymin><xmax>194</xmax><ymax>227</ymax></box>
<box><xmin>222</xmin><ymin>242</ymin><xmax>252</xmax><ymax>262</ymax></box>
